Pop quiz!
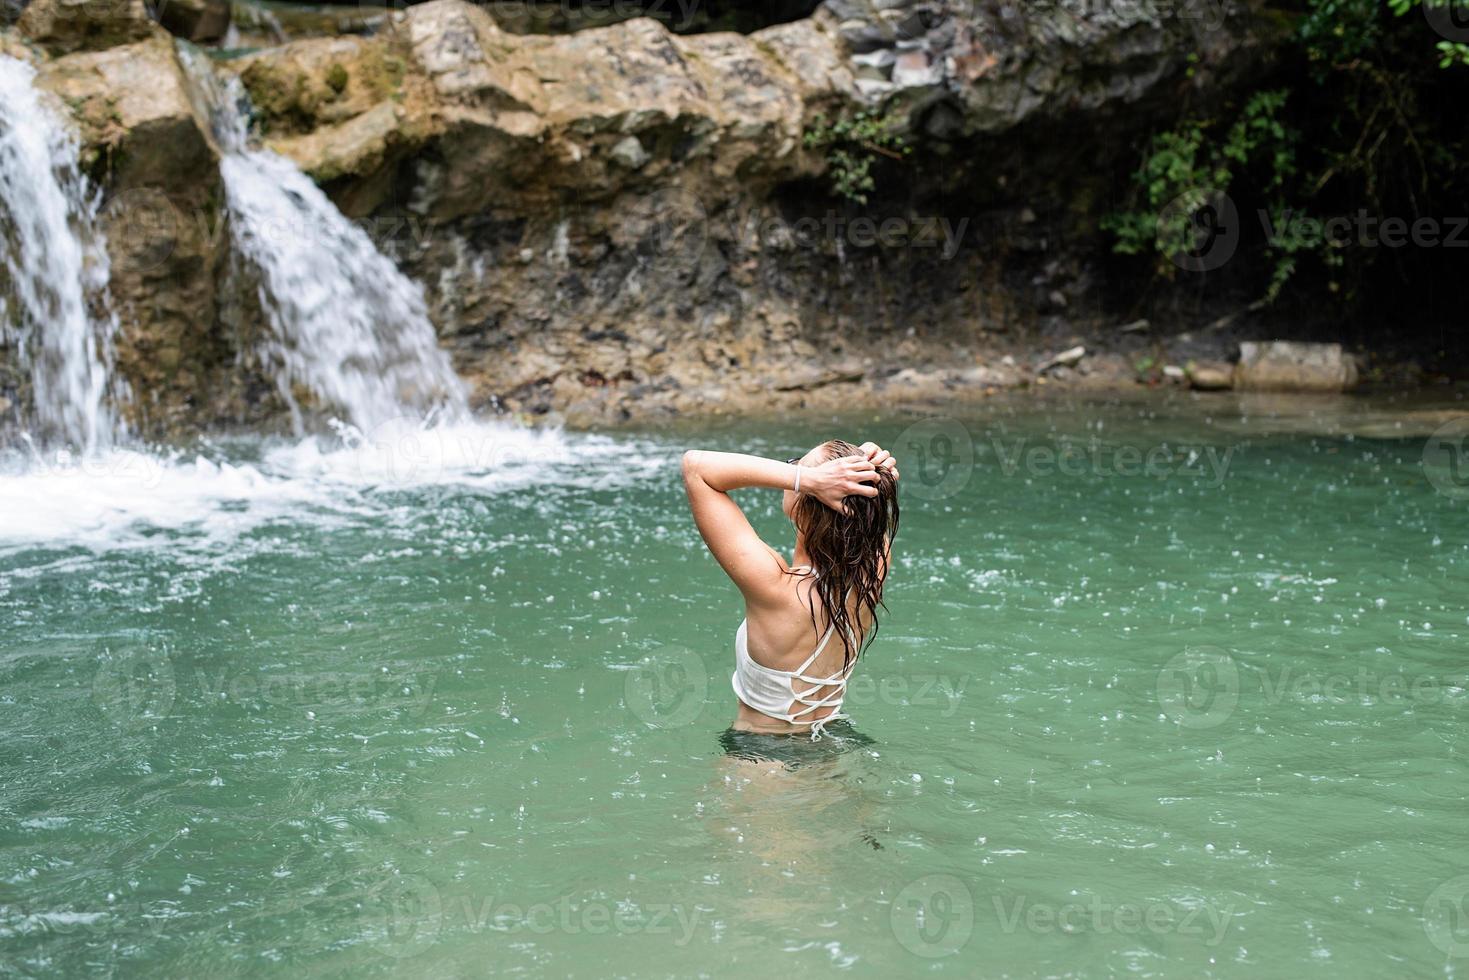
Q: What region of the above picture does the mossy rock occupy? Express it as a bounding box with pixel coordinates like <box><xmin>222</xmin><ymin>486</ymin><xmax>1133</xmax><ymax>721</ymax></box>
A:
<box><xmin>240</xmin><ymin>60</ymin><xmax>318</xmax><ymax>135</ymax></box>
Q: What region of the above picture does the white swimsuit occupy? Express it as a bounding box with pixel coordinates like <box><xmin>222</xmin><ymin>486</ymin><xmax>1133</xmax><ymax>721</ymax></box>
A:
<box><xmin>731</xmin><ymin>569</ymin><xmax>858</xmax><ymax>740</ymax></box>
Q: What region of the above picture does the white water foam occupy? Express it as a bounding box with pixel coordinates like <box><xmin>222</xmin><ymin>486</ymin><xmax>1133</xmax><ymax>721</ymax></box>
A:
<box><xmin>0</xmin><ymin>55</ymin><xmax>119</xmax><ymax>451</ymax></box>
<box><xmin>0</xmin><ymin>420</ymin><xmax>658</xmax><ymax>556</ymax></box>
<box><xmin>0</xmin><ymin>52</ymin><xmax>637</xmax><ymax>557</ymax></box>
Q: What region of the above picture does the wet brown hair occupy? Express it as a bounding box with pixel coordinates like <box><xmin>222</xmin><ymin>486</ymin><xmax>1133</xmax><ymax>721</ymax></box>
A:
<box><xmin>790</xmin><ymin>439</ymin><xmax>900</xmax><ymax>670</ymax></box>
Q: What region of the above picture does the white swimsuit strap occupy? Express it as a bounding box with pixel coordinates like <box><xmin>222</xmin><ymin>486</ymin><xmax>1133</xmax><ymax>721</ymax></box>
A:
<box><xmin>791</xmin><ymin>623</ymin><xmax>836</xmax><ymax>677</ymax></box>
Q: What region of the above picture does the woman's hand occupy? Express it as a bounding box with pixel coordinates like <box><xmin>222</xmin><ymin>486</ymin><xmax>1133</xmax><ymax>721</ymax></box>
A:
<box><xmin>802</xmin><ymin>455</ymin><xmax>880</xmax><ymax>514</ymax></box>
<box><xmin>859</xmin><ymin>441</ymin><xmax>900</xmax><ymax>482</ymax></box>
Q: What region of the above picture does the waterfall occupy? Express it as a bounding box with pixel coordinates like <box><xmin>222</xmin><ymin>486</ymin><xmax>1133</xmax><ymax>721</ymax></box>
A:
<box><xmin>0</xmin><ymin>55</ymin><xmax>119</xmax><ymax>452</ymax></box>
<box><xmin>179</xmin><ymin>48</ymin><xmax>468</xmax><ymax>435</ymax></box>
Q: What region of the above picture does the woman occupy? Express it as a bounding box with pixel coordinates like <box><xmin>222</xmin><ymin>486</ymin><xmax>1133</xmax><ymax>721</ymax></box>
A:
<box><xmin>681</xmin><ymin>440</ymin><xmax>899</xmax><ymax>749</ymax></box>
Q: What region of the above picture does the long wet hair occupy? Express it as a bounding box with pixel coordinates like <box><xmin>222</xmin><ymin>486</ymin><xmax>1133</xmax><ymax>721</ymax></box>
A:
<box><xmin>790</xmin><ymin>440</ymin><xmax>900</xmax><ymax>670</ymax></box>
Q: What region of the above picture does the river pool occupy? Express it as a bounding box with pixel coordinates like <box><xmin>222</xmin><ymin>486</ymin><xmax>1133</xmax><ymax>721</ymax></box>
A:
<box><xmin>1</xmin><ymin>391</ymin><xmax>1467</xmax><ymax>978</ymax></box>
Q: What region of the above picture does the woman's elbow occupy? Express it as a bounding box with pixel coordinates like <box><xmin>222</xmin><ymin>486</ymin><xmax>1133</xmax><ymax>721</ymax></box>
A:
<box><xmin>681</xmin><ymin>450</ymin><xmax>702</xmax><ymax>485</ymax></box>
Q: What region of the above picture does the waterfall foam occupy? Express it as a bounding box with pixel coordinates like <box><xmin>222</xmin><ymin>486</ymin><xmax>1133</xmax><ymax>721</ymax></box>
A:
<box><xmin>0</xmin><ymin>55</ymin><xmax>120</xmax><ymax>451</ymax></box>
<box><xmin>0</xmin><ymin>50</ymin><xmax>584</xmax><ymax>554</ymax></box>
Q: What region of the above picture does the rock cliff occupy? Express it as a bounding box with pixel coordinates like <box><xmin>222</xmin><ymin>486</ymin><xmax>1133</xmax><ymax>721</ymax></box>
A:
<box><xmin>3</xmin><ymin>0</ymin><xmax>1287</xmax><ymax>432</ymax></box>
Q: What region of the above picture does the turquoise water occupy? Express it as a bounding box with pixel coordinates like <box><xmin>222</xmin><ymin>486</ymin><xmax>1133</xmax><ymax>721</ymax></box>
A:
<box><xmin>1</xmin><ymin>392</ymin><xmax>1467</xmax><ymax>977</ymax></box>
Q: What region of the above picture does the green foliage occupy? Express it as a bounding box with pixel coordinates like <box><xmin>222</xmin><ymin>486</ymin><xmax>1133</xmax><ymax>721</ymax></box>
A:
<box><xmin>802</xmin><ymin>110</ymin><xmax>911</xmax><ymax>205</ymax></box>
<box><xmin>1437</xmin><ymin>41</ymin><xmax>1469</xmax><ymax>67</ymax></box>
<box><xmin>1305</xmin><ymin>0</ymin><xmax>1469</xmax><ymax>71</ymax></box>
<box><xmin>1106</xmin><ymin>0</ymin><xmax>1469</xmax><ymax>311</ymax></box>
<box><xmin>1103</xmin><ymin>90</ymin><xmax>1302</xmax><ymax>298</ymax></box>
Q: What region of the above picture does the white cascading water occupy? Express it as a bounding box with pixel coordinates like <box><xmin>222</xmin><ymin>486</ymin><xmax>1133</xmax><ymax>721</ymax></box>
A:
<box><xmin>0</xmin><ymin>54</ymin><xmax>119</xmax><ymax>452</ymax></box>
<box><xmin>0</xmin><ymin>48</ymin><xmax>592</xmax><ymax>556</ymax></box>
<box><xmin>179</xmin><ymin>47</ymin><xmax>468</xmax><ymax>434</ymax></box>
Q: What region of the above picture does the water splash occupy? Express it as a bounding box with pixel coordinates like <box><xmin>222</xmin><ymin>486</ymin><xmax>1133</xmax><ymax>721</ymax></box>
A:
<box><xmin>0</xmin><ymin>54</ymin><xmax>120</xmax><ymax>451</ymax></box>
<box><xmin>0</xmin><ymin>422</ymin><xmax>639</xmax><ymax>555</ymax></box>
<box><xmin>179</xmin><ymin>48</ymin><xmax>468</xmax><ymax>434</ymax></box>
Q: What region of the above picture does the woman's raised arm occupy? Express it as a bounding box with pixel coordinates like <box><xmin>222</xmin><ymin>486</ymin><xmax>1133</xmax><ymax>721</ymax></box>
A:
<box><xmin>680</xmin><ymin>451</ymin><xmax>796</xmax><ymax>604</ymax></box>
<box><xmin>681</xmin><ymin>450</ymin><xmax>883</xmax><ymax>601</ymax></box>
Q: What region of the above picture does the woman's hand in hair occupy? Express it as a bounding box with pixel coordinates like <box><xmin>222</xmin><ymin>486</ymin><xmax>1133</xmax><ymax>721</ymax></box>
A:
<box><xmin>859</xmin><ymin>442</ymin><xmax>900</xmax><ymax>482</ymax></box>
<box><xmin>804</xmin><ymin>454</ymin><xmax>880</xmax><ymax>514</ymax></box>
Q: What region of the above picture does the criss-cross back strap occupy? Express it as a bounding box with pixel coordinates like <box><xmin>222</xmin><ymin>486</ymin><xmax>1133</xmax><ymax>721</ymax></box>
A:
<box><xmin>785</xmin><ymin>620</ymin><xmax>860</xmax><ymax>740</ymax></box>
<box><xmin>778</xmin><ymin>572</ymin><xmax>859</xmax><ymax>740</ymax></box>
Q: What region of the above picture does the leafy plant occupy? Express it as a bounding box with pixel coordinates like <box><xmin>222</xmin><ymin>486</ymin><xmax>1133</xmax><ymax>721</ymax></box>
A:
<box><xmin>1437</xmin><ymin>40</ymin><xmax>1469</xmax><ymax>67</ymax></box>
<box><xmin>803</xmin><ymin>110</ymin><xmax>911</xmax><ymax>205</ymax></box>
<box><xmin>1103</xmin><ymin>89</ymin><xmax>1302</xmax><ymax>299</ymax></box>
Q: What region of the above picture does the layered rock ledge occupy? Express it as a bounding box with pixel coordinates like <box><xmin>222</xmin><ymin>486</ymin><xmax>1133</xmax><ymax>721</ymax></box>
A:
<box><xmin>5</xmin><ymin>0</ymin><xmax>1288</xmax><ymax>432</ymax></box>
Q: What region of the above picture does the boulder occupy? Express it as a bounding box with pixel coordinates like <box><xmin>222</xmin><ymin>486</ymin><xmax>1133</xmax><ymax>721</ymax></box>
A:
<box><xmin>35</xmin><ymin>37</ymin><xmax>239</xmax><ymax>437</ymax></box>
<box><xmin>1234</xmin><ymin>342</ymin><xmax>1359</xmax><ymax>394</ymax></box>
<box><xmin>38</xmin><ymin>34</ymin><xmax>213</xmax><ymax>188</ymax></box>
<box><xmin>1187</xmin><ymin>360</ymin><xmax>1233</xmax><ymax>391</ymax></box>
<box><xmin>1038</xmin><ymin>345</ymin><xmax>1085</xmax><ymax>374</ymax></box>
<box><xmin>17</xmin><ymin>0</ymin><xmax>160</xmax><ymax>55</ymax></box>
<box><xmin>823</xmin><ymin>0</ymin><xmax>1284</xmax><ymax>139</ymax></box>
<box><xmin>234</xmin><ymin>0</ymin><xmax>845</xmax><ymax>215</ymax></box>
<box><xmin>150</xmin><ymin>0</ymin><xmax>228</xmax><ymax>44</ymax></box>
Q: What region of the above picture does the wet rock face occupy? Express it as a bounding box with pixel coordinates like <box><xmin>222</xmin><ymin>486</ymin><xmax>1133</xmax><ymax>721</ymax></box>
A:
<box><xmin>32</xmin><ymin>37</ymin><xmax>266</xmax><ymax>434</ymax></box>
<box><xmin>16</xmin><ymin>0</ymin><xmax>159</xmax><ymax>54</ymax></box>
<box><xmin>1235</xmin><ymin>342</ymin><xmax>1360</xmax><ymax>393</ymax></box>
<box><xmin>829</xmin><ymin>0</ymin><xmax>1273</xmax><ymax>134</ymax></box>
<box><xmin>3</xmin><ymin>0</ymin><xmax>1285</xmax><ymax>430</ymax></box>
<box><xmin>151</xmin><ymin>0</ymin><xmax>229</xmax><ymax>44</ymax></box>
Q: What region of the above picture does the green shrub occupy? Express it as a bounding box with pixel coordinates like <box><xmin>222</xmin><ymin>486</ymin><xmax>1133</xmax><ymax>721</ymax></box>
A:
<box><xmin>802</xmin><ymin>109</ymin><xmax>911</xmax><ymax>205</ymax></box>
